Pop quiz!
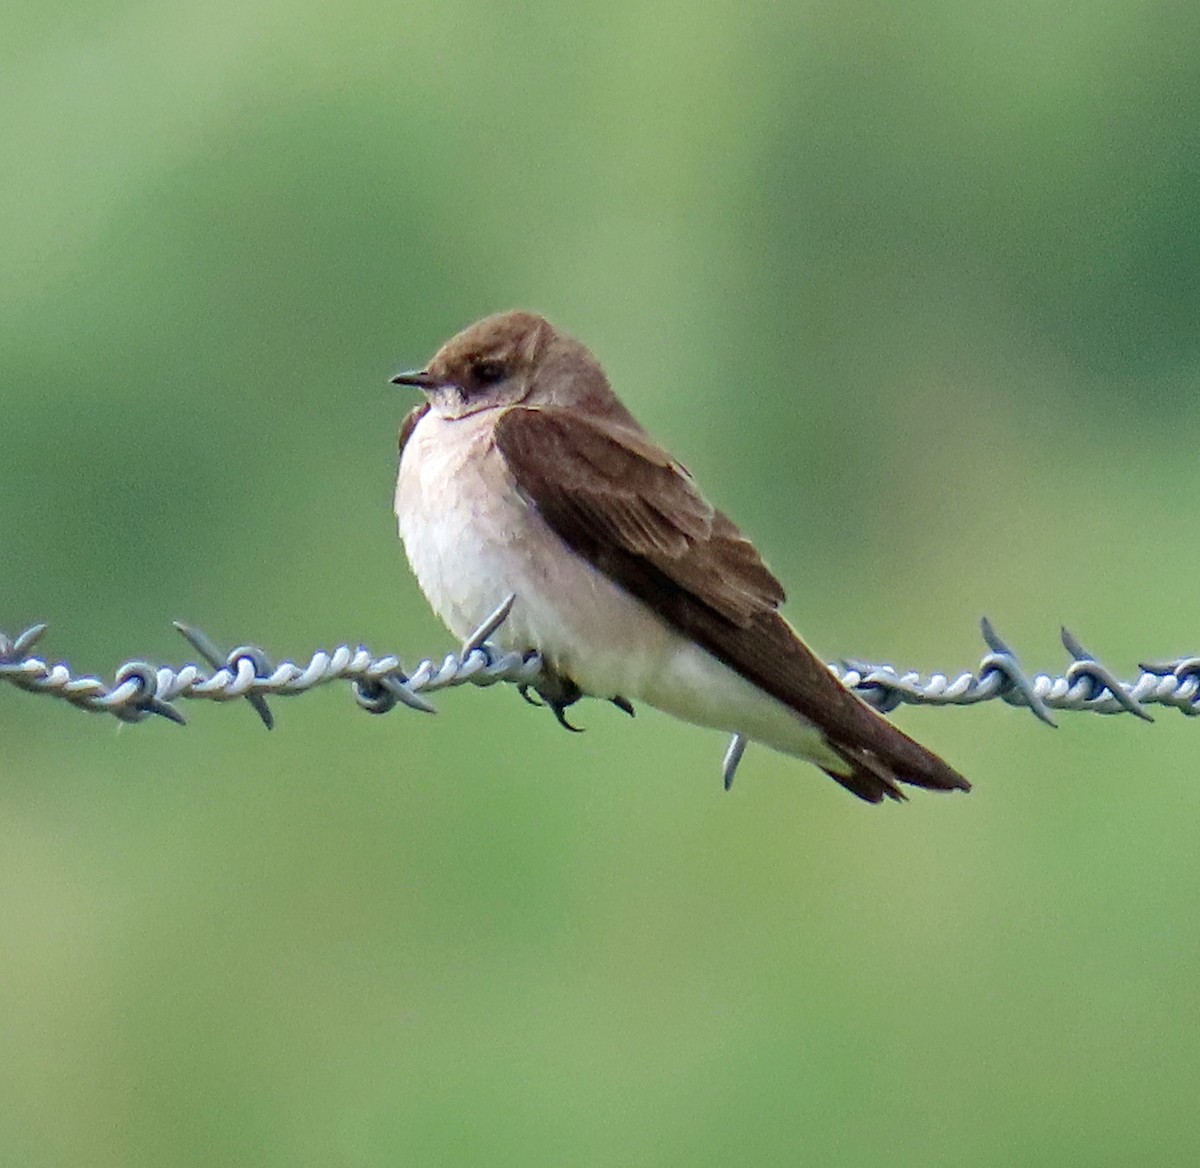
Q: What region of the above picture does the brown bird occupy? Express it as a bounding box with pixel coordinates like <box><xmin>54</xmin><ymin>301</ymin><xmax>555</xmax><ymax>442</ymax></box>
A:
<box><xmin>391</xmin><ymin>311</ymin><xmax>969</xmax><ymax>803</ymax></box>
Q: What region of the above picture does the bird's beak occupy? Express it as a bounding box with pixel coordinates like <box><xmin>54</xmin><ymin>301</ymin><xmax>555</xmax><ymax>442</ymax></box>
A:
<box><xmin>390</xmin><ymin>369</ymin><xmax>444</xmax><ymax>390</ymax></box>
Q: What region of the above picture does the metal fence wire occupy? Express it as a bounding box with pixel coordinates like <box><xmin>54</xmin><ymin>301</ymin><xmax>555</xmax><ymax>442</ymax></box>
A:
<box><xmin>4</xmin><ymin>597</ymin><xmax>1196</xmax><ymax>786</ymax></box>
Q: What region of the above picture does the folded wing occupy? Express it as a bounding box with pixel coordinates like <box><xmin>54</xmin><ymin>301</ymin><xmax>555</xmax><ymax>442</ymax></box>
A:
<box><xmin>493</xmin><ymin>405</ymin><xmax>969</xmax><ymax>802</ymax></box>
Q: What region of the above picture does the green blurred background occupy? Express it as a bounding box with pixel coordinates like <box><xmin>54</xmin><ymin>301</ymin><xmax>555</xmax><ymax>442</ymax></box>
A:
<box><xmin>4</xmin><ymin>1</ymin><xmax>1200</xmax><ymax>1164</ymax></box>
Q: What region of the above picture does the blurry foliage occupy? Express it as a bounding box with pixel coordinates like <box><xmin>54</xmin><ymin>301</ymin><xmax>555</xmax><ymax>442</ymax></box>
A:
<box><xmin>3</xmin><ymin>1</ymin><xmax>1200</xmax><ymax>1165</ymax></box>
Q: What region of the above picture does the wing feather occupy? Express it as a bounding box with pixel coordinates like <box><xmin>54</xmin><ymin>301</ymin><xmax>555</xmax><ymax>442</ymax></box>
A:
<box><xmin>398</xmin><ymin>402</ymin><xmax>430</xmax><ymax>456</ymax></box>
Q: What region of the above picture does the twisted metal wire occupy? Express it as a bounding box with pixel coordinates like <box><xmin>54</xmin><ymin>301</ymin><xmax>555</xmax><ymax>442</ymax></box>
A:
<box><xmin>3</xmin><ymin>598</ymin><xmax>1196</xmax><ymax>785</ymax></box>
<box><xmin>0</xmin><ymin>597</ymin><xmax>538</xmax><ymax>728</ymax></box>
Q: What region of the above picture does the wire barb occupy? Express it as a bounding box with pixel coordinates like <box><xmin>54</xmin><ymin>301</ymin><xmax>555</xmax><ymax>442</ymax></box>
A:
<box><xmin>173</xmin><ymin>621</ymin><xmax>276</xmax><ymax>729</ymax></box>
<box><xmin>1061</xmin><ymin>627</ymin><xmax>1154</xmax><ymax>722</ymax></box>
<box><xmin>722</xmin><ymin>734</ymin><xmax>748</xmax><ymax>791</ymax></box>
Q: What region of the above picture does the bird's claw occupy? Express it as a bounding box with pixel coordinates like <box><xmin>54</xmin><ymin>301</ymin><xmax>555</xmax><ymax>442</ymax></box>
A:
<box><xmin>517</xmin><ymin>683</ymin><xmax>544</xmax><ymax>707</ymax></box>
<box><xmin>524</xmin><ymin>671</ymin><xmax>586</xmax><ymax>732</ymax></box>
<box><xmin>550</xmin><ymin>701</ymin><xmax>586</xmax><ymax>733</ymax></box>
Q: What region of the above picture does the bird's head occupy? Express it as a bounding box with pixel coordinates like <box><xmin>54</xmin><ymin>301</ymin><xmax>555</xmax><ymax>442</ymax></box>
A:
<box><xmin>391</xmin><ymin>310</ymin><xmax>617</xmax><ymax>419</ymax></box>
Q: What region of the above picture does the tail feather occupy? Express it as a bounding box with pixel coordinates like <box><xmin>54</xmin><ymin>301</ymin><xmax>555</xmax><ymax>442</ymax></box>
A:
<box><xmin>822</xmin><ymin>725</ymin><xmax>970</xmax><ymax>805</ymax></box>
<box><xmin>821</xmin><ymin>766</ymin><xmax>906</xmax><ymax>804</ymax></box>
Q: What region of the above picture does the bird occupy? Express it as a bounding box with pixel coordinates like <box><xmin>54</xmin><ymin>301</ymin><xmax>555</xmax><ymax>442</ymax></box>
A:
<box><xmin>390</xmin><ymin>310</ymin><xmax>969</xmax><ymax>803</ymax></box>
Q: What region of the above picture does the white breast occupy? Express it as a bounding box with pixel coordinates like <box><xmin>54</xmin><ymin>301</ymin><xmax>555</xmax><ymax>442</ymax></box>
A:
<box><xmin>395</xmin><ymin>407</ymin><xmax>677</xmax><ymax>689</ymax></box>
<box><xmin>396</xmin><ymin>410</ymin><xmax>518</xmax><ymax>641</ymax></box>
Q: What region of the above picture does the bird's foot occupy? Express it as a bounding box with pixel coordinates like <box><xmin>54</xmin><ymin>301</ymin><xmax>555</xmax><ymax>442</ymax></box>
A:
<box><xmin>520</xmin><ymin>672</ymin><xmax>634</xmax><ymax>731</ymax></box>
<box><xmin>523</xmin><ymin>671</ymin><xmax>586</xmax><ymax>733</ymax></box>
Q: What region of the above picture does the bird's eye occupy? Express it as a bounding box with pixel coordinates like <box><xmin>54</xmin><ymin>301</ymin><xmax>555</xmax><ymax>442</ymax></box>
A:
<box><xmin>471</xmin><ymin>359</ymin><xmax>506</xmax><ymax>385</ymax></box>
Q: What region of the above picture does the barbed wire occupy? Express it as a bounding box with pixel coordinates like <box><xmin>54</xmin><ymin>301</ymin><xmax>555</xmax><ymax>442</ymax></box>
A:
<box><xmin>3</xmin><ymin>597</ymin><xmax>1195</xmax><ymax>786</ymax></box>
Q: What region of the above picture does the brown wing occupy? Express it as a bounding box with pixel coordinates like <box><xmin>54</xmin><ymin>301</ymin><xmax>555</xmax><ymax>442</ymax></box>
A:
<box><xmin>398</xmin><ymin>402</ymin><xmax>430</xmax><ymax>456</ymax></box>
<box><xmin>493</xmin><ymin>406</ymin><xmax>968</xmax><ymax>802</ymax></box>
